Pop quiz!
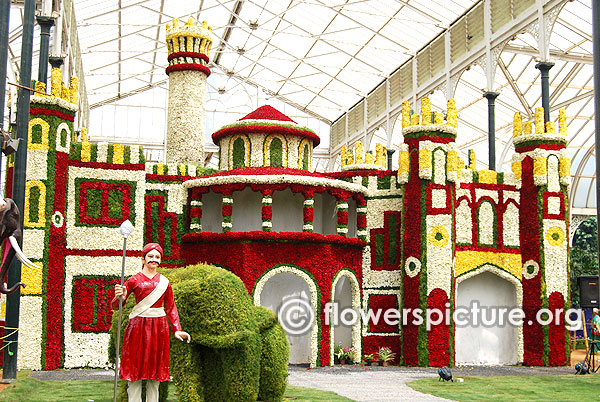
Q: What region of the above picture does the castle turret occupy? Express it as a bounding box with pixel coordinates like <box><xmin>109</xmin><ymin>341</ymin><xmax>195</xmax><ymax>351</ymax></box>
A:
<box><xmin>165</xmin><ymin>18</ymin><xmax>212</xmax><ymax>165</ymax></box>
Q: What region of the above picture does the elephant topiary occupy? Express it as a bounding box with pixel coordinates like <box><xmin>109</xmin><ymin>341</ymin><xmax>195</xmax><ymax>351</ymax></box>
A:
<box><xmin>110</xmin><ymin>263</ymin><xmax>289</xmax><ymax>402</ymax></box>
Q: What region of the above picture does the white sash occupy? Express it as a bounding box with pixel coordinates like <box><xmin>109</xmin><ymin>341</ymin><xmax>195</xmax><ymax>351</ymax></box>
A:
<box><xmin>129</xmin><ymin>274</ymin><xmax>169</xmax><ymax>320</ymax></box>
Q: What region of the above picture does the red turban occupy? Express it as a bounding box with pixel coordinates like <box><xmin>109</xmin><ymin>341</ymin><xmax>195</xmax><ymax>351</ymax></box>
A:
<box><xmin>142</xmin><ymin>243</ymin><xmax>164</xmax><ymax>258</ymax></box>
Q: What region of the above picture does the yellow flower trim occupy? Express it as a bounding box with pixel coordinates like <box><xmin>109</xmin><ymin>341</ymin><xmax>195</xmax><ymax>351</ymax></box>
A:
<box><xmin>559</xmin><ymin>109</ymin><xmax>567</xmax><ymax>135</ymax></box>
<box><xmin>545</xmin><ymin>121</ymin><xmax>556</xmax><ymax>134</ymax></box>
<box><xmin>28</xmin><ymin>118</ymin><xmax>50</xmax><ymax>150</ymax></box>
<box><xmin>524</xmin><ymin>122</ymin><xmax>532</xmax><ymax>135</ymax></box>
<box><xmin>179</xmin><ymin>164</ymin><xmax>186</xmax><ymax>175</ymax></box>
<box><xmin>51</xmin><ymin>68</ymin><xmax>62</xmax><ymax>97</ymax></box>
<box><xmin>545</xmin><ymin>226</ymin><xmax>565</xmax><ymax>247</ymax></box>
<box><xmin>81</xmin><ymin>141</ymin><xmax>91</xmax><ymax>162</ymax></box>
<box><xmin>112</xmin><ymin>144</ymin><xmax>124</xmax><ymax>164</ymax></box>
<box><xmin>559</xmin><ymin>157</ymin><xmax>570</xmax><ymax>178</ymax></box>
<box><xmin>401</xmin><ymin>100</ymin><xmax>411</xmax><ymax>128</ymax></box>
<box><xmin>21</xmin><ymin>262</ymin><xmax>43</xmax><ymax>295</ymax></box>
<box><xmin>156</xmin><ymin>163</ymin><xmax>165</xmax><ymax>175</ymax></box>
<box><xmin>512</xmin><ymin>161</ymin><xmax>522</xmax><ymax>180</ymax></box>
<box><xmin>456</xmin><ymin>250</ymin><xmax>522</xmax><ymax>280</ymax></box>
<box><xmin>70</xmin><ymin>76</ymin><xmax>79</xmax><ymax>104</ymax></box>
<box><xmin>534</xmin><ymin>107</ymin><xmax>544</xmax><ymax>134</ymax></box>
<box><xmin>446</xmin><ymin>150</ymin><xmax>458</xmax><ymax>173</ymax></box>
<box><xmin>428</xmin><ymin>226</ymin><xmax>449</xmax><ymax>247</ymax></box>
<box><xmin>341</xmin><ymin>145</ymin><xmax>347</xmax><ymax>167</ymax></box>
<box><xmin>354</xmin><ymin>141</ymin><xmax>363</xmax><ymax>164</ymax></box>
<box><xmin>298</xmin><ymin>138</ymin><xmax>312</xmax><ymax>169</ymax></box>
<box><xmin>419</xmin><ymin>149</ymin><xmax>432</xmax><ymax>170</ymax></box>
<box><xmin>375</xmin><ymin>143</ymin><xmax>386</xmax><ymax>167</ymax></box>
<box><xmin>513</xmin><ymin>113</ymin><xmax>522</xmax><ymax>137</ymax></box>
<box><xmin>478</xmin><ymin>170</ymin><xmax>497</xmax><ymax>184</ymax></box>
<box><xmin>365</xmin><ymin>151</ymin><xmax>374</xmax><ymax>164</ymax></box>
<box><xmin>533</xmin><ymin>157</ymin><xmax>547</xmax><ymax>176</ymax></box>
<box><xmin>24</xmin><ymin>180</ymin><xmax>46</xmax><ymax>228</ymax></box>
<box><xmin>421</xmin><ymin>97</ymin><xmax>431</xmax><ymax>126</ymax></box>
<box><xmin>447</xmin><ymin>99</ymin><xmax>458</xmax><ymax>128</ymax></box>
<box><xmin>398</xmin><ymin>150</ymin><xmax>409</xmax><ymax>176</ymax></box>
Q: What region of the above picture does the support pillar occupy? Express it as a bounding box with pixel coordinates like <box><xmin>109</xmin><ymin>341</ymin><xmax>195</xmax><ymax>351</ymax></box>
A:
<box><xmin>386</xmin><ymin>148</ymin><xmax>395</xmax><ymax>170</ymax></box>
<box><xmin>48</xmin><ymin>56</ymin><xmax>64</xmax><ymax>70</ymax></box>
<box><xmin>0</xmin><ymin>0</ymin><xmax>10</xmax><ymax>130</ymax></box>
<box><xmin>3</xmin><ymin>0</ymin><xmax>35</xmax><ymax>380</ymax></box>
<box><xmin>483</xmin><ymin>91</ymin><xmax>499</xmax><ymax>171</ymax></box>
<box><xmin>592</xmin><ymin>0</ymin><xmax>600</xmax><ymax>308</ymax></box>
<box><xmin>36</xmin><ymin>15</ymin><xmax>55</xmax><ymax>86</ymax></box>
<box><xmin>535</xmin><ymin>61</ymin><xmax>554</xmax><ymax>124</ymax></box>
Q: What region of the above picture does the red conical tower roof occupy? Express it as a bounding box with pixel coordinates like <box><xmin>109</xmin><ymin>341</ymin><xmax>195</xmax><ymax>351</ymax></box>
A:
<box><xmin>211</xmin><ymin>105</ymin><xmax>320</xmax><ymax>146</ymax></box>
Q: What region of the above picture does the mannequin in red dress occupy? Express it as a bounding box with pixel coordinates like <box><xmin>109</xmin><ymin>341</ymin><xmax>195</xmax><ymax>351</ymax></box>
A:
<box><xmin>112</xmin><ymin>243</ymin><xmax>190</xmax><ymax>402</ymax></box>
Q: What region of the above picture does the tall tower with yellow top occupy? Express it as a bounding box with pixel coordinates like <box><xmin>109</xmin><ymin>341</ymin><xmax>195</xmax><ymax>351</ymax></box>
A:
<box><xmin>165</xmin><ymin>18</ymin><xmax>213</xmax><ymax>165</ymax></box>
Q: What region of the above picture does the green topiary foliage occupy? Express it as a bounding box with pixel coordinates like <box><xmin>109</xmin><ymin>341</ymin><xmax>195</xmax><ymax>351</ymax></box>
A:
<box><xmin>162</xmin><ymin>263</ymin><xmax>289</xmax><ymax>402</ymax></box>
<box><xmin>255</xmin><ymin>307</ymin><xmax>289</xmax><ymax>401</ymax></box>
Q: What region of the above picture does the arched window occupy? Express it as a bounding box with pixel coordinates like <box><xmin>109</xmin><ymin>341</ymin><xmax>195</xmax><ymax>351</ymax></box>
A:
<box><xmin>228</xmin><ymin>135</ymin><xmax>250</xmax><ymax>170</ymax></box>
<box><xmin>456</xmin><ymin>199</ymin><xmax>472</xmax><ymax>245</ymax></box>
<box><xmin>232</xmin><ymin>137</ymin><xmax>246</xmax><ymax>169</ymax></box>
<box><xmin>263</xmin><ymin>134</ymin><xmax>287</xmax><ymax>167</ymax></box>
<box><xmin>270</xmin><ymin>137</ymin><xmax>283</xmax><ymax>167</ymax></box>
<box><xmin>302</xmin><ymin>144</ymin><xmax>310</xmax><ymax>170</ymax></box>
<box><xmin>477</xmin><ymin>200</ymin><xmax>496</xmax><ymax>247</ymax></box>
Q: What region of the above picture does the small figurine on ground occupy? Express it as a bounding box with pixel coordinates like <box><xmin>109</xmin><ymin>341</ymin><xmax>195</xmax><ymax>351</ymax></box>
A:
<box><xmin>111</xmin><ymin>243</ymin><xmax>191</xmax><ymax>402</ymax></box>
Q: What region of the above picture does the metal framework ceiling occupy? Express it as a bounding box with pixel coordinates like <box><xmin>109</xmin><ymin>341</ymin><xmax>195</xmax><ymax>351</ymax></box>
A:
<box><xmin>4</xmin><ymin>0</ymin><xmax>598</xmax><ymax>215</ymax></box>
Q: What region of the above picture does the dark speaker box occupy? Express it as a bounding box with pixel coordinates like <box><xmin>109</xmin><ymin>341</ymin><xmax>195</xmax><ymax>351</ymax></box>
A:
<box><xmin>578</xmin><ymin>275</ymin><xmax>599</xmax><ymax>308</ymax></box>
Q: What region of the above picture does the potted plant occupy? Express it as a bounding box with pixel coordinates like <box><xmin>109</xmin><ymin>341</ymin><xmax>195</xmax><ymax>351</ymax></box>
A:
<box><xmin>335</xmin><ymin>345</ymin><xmax>348</xmax><ymax>365</ymax></box>
<box><xmin>334</xmin><ymin>344</ymin><xmax>343</xmax><ymax>365</ymax></box>
<box><xmin>378</xmin><ymin>347</ymin><xmax>395</xmax><ymax>367</ymax></box>
<box><xmin>363</xmin><ymin>353</ymin><xmax>375</xmax><ymax>366</ymax></box>
<box><xmin>344</xmin><ymin>346</ymin><xmax>357</xmax><ymax>364</ymax></box>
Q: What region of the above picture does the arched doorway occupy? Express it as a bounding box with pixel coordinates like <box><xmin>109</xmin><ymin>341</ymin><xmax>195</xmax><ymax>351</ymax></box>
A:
<box><xmin>455</xmin><ymin>269</ymin><xmax>521</xmax><ymax>365</ymax></box>
<box><xmin>330</xmin><ymin>270</ymin><xmax>361</xmax><ymax>365</ymax></box>
<box><xmin>253</xmin><ymin>267</ymin><xmax>319</xmax><ymax>366</ymax></box>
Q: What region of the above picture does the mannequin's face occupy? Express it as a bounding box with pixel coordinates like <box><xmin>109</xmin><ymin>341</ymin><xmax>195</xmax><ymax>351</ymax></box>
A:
<box><xmin>142</xmin><ymin>250</ymin><xmax>162</xmax><ymax>268</ymax></box>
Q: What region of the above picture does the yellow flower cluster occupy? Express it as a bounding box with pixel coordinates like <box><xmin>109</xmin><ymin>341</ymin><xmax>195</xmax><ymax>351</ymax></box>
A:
<box><xmin>21</xmin><ymin>262</ymin><xmax>43</xmax><ymax>295</ymax></box>
<box><xmin>456</xmin><ymin>250</ymin><xmax>523</xmax><ymax>280</ymax></box>
<box><xmin>398</xmin><ymin>148</ymin><xmax>409</xmax><ymax>176</ymax></box>
<box><xmin>512</xmin><ymin>107</ymin><xmax>568</xmax><ymax>138</ymax></box>
<box><xmin>49</xmin><ymin>68</ymin><xmax>79</xmax><ymax>104</ymax></box>
<box><xmin>24</xmin><ymin>180</ymin><xmax>47</xmax><ymax>228</ymax></box>
<box><xmin>401</xmin><ymin>98</ymin><xmax>458</xmax><ymax>129</ymax></box>
<box><xmin>166</xmin><ymin>18</ymin><xmax>213</xmax><ymax>56</ymax></box>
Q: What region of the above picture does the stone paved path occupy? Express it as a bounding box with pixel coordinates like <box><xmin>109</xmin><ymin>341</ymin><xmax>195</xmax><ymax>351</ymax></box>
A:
<box><xmin>287</xmin><ymin>366</ymin><xmax>454</xmax><ymax>402</ymax></box>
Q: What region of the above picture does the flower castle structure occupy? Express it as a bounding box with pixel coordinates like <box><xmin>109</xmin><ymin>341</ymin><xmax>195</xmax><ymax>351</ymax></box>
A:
<box><xmin>9</xmin><ymin>17</ymin><xmax>571</xmax><ymax>370</ymax></box>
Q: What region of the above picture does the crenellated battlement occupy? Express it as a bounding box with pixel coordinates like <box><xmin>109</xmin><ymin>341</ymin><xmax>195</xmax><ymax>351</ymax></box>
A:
<box><xmin>401</xmin><ymin>97</ymin><xmax>458</xmax><ymax>139</ymax></box>
<box><xmin>340</xmin><ymin>141</ymin><xmax>387</xmax><ymax>171</ymax></box>
<box><xmin>512</xmin><ymin>107</ymin><xmax>567</xmax><ymax>152</ymax></box>
<box><xmin>165</xmin><ymin>18</ymin><xmax>213</xmax><ymax>69</ymax></box>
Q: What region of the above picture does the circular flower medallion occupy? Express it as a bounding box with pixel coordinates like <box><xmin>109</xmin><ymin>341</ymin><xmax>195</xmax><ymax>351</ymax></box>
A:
<box><xmin>405</xmin><ymin>257</ymin><xmax>421</xmax><ymax>278</ymax></box>
<box><xmin>52</xmin><ymin>211</ymin><xmax>64</xmax><ymax>228</ymax></box>
<box><xmin>545</xmin><ymin>226</ymin><xmax>565</xmax><ymax>247</ymax></box>
<box><xmin>428</xmin><ymin>225</ymin><xmax>449</xmax><ymax>247</ymax></box>
<box><xmin>522</xmin><ymin>260</ymin><xmax>540</xmax><ymax>280</ymax></box>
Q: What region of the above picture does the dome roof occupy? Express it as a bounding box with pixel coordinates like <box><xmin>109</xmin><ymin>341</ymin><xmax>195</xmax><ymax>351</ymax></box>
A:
<box><xmin>211</xmin><ymin>105</ymin><xmax>320</xmax><ymax>146</ymax></box>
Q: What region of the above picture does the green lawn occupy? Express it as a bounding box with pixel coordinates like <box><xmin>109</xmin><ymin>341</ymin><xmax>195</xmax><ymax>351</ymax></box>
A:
<box><xmin>0</xmin><ymin>371</ymin><xmax>356</xmax><ymax>402</ymax></box>
<box><xmin>408</xmin><ymin>374</ymin><xmax>600</xmax><ymax>402</ymax></box>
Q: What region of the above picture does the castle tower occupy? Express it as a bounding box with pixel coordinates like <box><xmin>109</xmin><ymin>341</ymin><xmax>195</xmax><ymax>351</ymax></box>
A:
<box><xmin>165</xmin><ymin>18</ymin><xmax>212</xmax><ymax>165</ymax></box>
<box><xmin>398</xmin><ymin>98</ymin><xmax>458</xmax><ymax>366</ymax></box>
<box><xmin>512</xmin><ymin>108</ymin><xmax>570</xmax><ymax>366</ymax></box>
